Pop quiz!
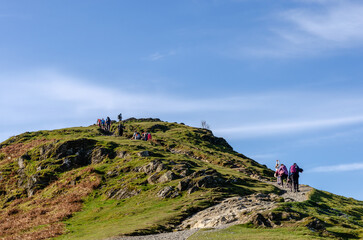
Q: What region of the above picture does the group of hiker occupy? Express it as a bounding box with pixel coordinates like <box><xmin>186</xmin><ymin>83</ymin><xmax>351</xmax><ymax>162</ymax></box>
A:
<box><xmin>96</xmin><ymin>114</ymin><xmax>152</xmax><ymax>140</ymax></box>
<box><xmin>274</xmin><ymin>160</ymin><xmax>303</xmax><ymax>193</ymax></box>
<box><xmin>131</xmin><ymin>131</ymin><xmax>152</xmax><ymax>141</ymax></box>
<box><xmin>97</xmin><ymin>114</ymin><xmax>123</xmax><ymax>135</ymax></box>
<box><xmin>97</xmin><ymin>117</ymin><xmax>112</xmax><ymax>131</ymax></box>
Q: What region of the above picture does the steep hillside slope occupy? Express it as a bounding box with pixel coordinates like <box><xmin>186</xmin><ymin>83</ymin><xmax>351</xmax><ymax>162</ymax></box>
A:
<box><xmin>0</xmin><ymin>119</ymin><xmax>362</xmax><ymax>240</ymax></box>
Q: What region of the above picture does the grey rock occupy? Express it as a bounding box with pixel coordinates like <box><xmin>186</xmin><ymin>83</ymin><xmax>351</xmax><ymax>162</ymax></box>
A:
<box><xmin>137</xmin><ymin>151</ymin><xmax>150</xmax><ymax>157</ymax></box>
<box><xmin>158</xmin><ymin>170</ymin><xmax>177</xmax><ymax>183</ymax></box>
<box><xmin>157</xmin><ymin>186</ymin><xmax>179</xmax><ymax>198</ymax></box>
<box><xmin>136</xmin><ymin>160</ymin><xmax>166</xmax><ymax>175</ymax></box>
<box><xmin>187</xmin><ymin>186</ymin><xmax>199</xmax><ymax>194</ymax></box>
<box><xmin>107</xmin><ymin>187</ymin><xmax>140</xmax><ymax>200</ymax></box>
<box><xmin>177</xmin><ymin>178</ymin><xmax>191</xmax><ymax>191</ymax></box>
<box><xmin>147</xmin><ymin>173</ymin><xmax>160</xmax><ymax>184</ymax></box>
<box><xmin>91</xmin><ymin>147</ymin><xmax>110</xmax><ymax>164</ymax></box>
<box><xmin>17</xmin><ymin>156</ymin><xmax>26</xmax><ymax>169</ymax></box>
<box><xmin>117</xmin><ymin>151</ymin><xmax>128</xmax><ymax>158</ymax></box>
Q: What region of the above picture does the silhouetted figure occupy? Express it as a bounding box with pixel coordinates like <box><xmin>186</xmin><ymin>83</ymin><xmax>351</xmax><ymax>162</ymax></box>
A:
<box><xmin>118</xmin><ymin>113</ymin><xmax>122</xmax><ymax>122</ymax></box>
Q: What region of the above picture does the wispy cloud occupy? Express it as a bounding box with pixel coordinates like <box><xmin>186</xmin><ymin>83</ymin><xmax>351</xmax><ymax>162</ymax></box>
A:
<box><xmin>311</xmin><ymin>163</ymin><xmax>363</xmax><ymax>172</ymax></box>
<box><xmin>283</xmin><ymin>2</ymin><xmax>363</xmax><ymax>44</ymax></box>
<box><xmin>145</xmin><ymin>50</ymin><xmax>176</xmax><ymax>61</ymax></box>
<box><xmin>245</xmin><ymin>0</ymin><xmax>363</xmax><ymax>58</ymax></box>
<box><xmin>214</xmin><ymin>116</ymin><xmax>363</xmax><ymax>138</ymax></box>
<box><xmin>2</xmin><ymin>70</ymin><xmax>363</xmax><ymax>141</ymax></box>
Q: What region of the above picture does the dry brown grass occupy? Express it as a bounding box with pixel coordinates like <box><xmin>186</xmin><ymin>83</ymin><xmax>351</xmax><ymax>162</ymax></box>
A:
<box><xmin>0</xmin><ymin>167</ymin><xmax>100</xmax><ymax>240</ymax></box>
<box><xmin>0</xmin><ymin>139</ymin><xmax>54</xmax><ymax>166</ymax></box>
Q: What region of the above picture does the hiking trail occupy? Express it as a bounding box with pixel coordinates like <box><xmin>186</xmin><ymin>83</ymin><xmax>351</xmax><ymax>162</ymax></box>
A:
<box><xmin>106</xmin><ymin>182</ymin><xmax>313</xmax><ymax>240</ymax></box>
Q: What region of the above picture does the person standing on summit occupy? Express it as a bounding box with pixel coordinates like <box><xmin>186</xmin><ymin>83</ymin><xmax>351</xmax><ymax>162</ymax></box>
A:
<box><xmin>106</xmin><ymin>116</ymin><xmax>111</xmax><ymax>131</ymax></box>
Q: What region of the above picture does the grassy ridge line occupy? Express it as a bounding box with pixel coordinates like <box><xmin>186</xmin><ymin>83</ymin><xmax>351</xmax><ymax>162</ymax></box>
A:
<box><xmin>0</xmin><ymin>120</ymin><xmax>277</xmax><ymax>239</ymax></box>
<box><xmin>1</xmin><ymin>119</ymin><xmax>361</xmax><ymax>240</ymax></box>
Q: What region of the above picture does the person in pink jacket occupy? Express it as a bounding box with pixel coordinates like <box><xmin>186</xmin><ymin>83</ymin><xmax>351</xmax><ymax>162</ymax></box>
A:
<box><xmin>278</xmin><ymin>164</ymin><xmax>288</xmax><ymax>187</ymax></box>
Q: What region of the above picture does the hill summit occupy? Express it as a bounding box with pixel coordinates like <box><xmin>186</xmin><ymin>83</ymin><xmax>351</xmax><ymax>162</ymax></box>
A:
<box><xmin>0</xmin><ymin>118</ymin><xmax>362</xmax><ymax>240</ymax></box>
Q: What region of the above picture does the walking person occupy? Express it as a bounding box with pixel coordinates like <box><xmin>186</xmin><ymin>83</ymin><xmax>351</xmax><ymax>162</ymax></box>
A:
<box><xmin>274</xmin><ymin>160</ymin><xmax>281</xmax><ymax>185</ymax></box>
<box><xmin>278</xmin><ymin>164</ymin><xmax>288</xmax><ymax>187</ymax></box>
<box><xmin>289</xmin><ymin>163</ymin><xmax>303</xmax><ymax>192</ymax></box>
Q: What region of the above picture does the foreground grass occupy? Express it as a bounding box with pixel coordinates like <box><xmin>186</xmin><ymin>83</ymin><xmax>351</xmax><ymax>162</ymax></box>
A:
<box><xmin>188</xmin><ymin>224</ymin><xmax>330</xmax><ymax>240</ymax></box>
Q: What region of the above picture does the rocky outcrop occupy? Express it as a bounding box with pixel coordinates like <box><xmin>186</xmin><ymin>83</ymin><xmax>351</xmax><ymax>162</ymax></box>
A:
<box><xmin>157</xmin><ymin>186</ymin><xmax>179</xmax><ymax>199</ymax></box>
<box><xmin>135</xmin><ymin>160</ymin><xmax>166</xmax><ymax>175</ymax></box>
<box><xmin>91</xmin><ymin>147</ymin><xmax>115</xmax><ymax>164</ymax></box>
<box><xmin>158</xmin><ymin>171</ymin><xmax>178</xmax><ymax>183</ymax></box>
<box><xmin>107</xmin><ymin>187</ymin><xmax>140</xmax><ymax>200</ymax></box>
<box><xmin>137</xmin><ymin>151</ymin><xmax>150</xmax><ymax>157</ymax></box>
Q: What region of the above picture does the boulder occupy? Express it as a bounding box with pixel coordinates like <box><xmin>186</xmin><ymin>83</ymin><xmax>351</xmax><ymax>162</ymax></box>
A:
<box><xmin>157</xmin><ymin>186</ymin><xmax>179</xmax><ymax>198</ymax></box>
<box><xmin>107</xmin><ymin>187</ymin><xmax>140</xmax><ymax>200</ymax></box>
<box><xmin>158</xmin><ymin>171</ymin><xmax>177</xmax><ymax>183</ymax></box>
<box><xmin>117</xmin><ymin>151</ymin><xmax>129</xmax><ymax>158</ymax></box>
<box><xmin>250</xmin><ymin>213</ymin><xmax>272</xmax><ymax>227</ymax></box>
<box><xmin>305</xmin><ymin>217</ymin><xmax>326</xmax><ymax>231</ymax></box>
<box><xmin>92</xmin><ymin>147</ymin><xmax>113</xmax><ymax>164</ymax></box>
<box><xmin>177</xmin><ymin>178</ymin><xmax>191</xmax><ymax>191</ymax></box>
<box><xmin>187</xmin><ymin>186</ymin><xmax>199</xmax><ymax>194</ymax></box>
<box><xmin>195</xmin><ymin>175</ymin><xmax>221</xmax><ymax>188</ymax></box>
<box><xmin>136</xmin><ymin>160</ymin><xmax>166</xmax><ymax>175</ymax></box>
<box><xmin>17</xmin><ymin>155</ymin><xmax>28</xmax><ymax>169</ymax></box>
<box><xmin>147</xmin><ymin>173</ymin><xmax>160</xmax><ymax>184</ymax></box>
<box><xmin>137</xmin><ymin>151</ymin><xmax>150</xmax><ymax>157</ymax></box>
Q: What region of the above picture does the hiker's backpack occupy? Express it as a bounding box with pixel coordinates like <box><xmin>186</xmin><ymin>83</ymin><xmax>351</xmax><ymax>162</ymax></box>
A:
<box><xmin>290</xmin><ymin>165</ymin><xmax>297</xmax><ymax>174</ymax></box>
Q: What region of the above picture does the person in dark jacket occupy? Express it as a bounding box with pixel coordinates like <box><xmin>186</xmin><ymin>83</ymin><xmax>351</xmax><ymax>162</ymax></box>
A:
<box><xmin>289</xmin><ymin>163</ymin><xmax>303</xmax><ymax>192</ymax></box>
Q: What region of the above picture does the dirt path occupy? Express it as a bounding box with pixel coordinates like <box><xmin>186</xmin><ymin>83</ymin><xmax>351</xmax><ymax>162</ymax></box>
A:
<box><xmin>106</xmin><ymin>182</ymin><xmax>313</xmax><ymax>240</ymax></box>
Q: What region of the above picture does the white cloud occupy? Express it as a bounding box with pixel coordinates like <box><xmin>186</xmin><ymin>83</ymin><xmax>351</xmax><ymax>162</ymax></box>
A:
<box><xmin>311</xmin><ymin>163</ymin><xmax>363</xmax><ymax>172</ymax></box>
<box><xmin>283</xmin><ymin>2</ymin><xmax>363</xmax><ymax>44</ymax></box>
<box><xmin>146</xmin><ymin>50</ymin><xmax>176</xmax><ymax>61</ymax></box>
<box><xmin>2</xmin><ymin>69</ymin><xmax>363</xmax><ymax>141</ymax></box>
<box><xmin>214</xmin><ymin>116</ymin><xmax>363</xmax><ymax>138</ymax></box>
<box><xmin>245</xmin><ymin>1</ymin><xmax>363</xmax><ymax>58</ymax></box>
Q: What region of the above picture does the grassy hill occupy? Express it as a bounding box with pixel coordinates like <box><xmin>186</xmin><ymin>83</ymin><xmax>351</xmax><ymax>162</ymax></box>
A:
<box><xmin>0</xmin><ymin>118</ymin><xmax>362</xmax><ymax>240</ymax></box>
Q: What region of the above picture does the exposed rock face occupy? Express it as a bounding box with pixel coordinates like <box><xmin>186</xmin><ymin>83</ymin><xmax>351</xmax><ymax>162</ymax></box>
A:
<box><xmin>107</xmin><ymin>187</ymin><xmax>140</xmax><ymax>200</ymax></box>
<box><xmin>158</xmin><ymin>171</ymin><xmax>177</xmax><ymax>183</ymax></box>
<box><xmin>137</xmin><ymin>151</ymin><xmax>150</xmax><ymax>157</ymax></box>
<box><xmin>18</xmin><ymin>171</ymin><xmax>57</xmax><ymax>197</ymax></box>
<box><xmin>180</xmin><ymin>193</ymin><xmax>281</xmax><ymax>229</ymax></box>
<box><xmin>147</xmin><ymin>173</ymin><xmax>160</xmax><ymax>184</ymax></box>
<box><xmin>179</xmin><ymin>184</ymin><xmax>313</xmax><ymax>230</ymax></box>
<box><xmin>117</xmin><ymin>151</ymin><xmax>129</xmax><ymax>159</ymax></box>
<box><xmin>157</xmin><ymin>186</ymin><xmax>179</xmax><ymax>198</ymax></box>
<box><xmin>91</xmin><ymin>147</ymin><xmax>114</xmax><ymax>164</ymax></box>
<box><xmin>135</xmin><ymin>160</ymin><xmax>166</xmax><ymax>175</ymax></box>
<box><xmin>177</xmin><ymin>179</ymin><xmax>191</xmax><ymax>191</ymax></box>
<box><xmin>17</xmin><ymin>154</ymin><xmax>30</xmax><ymax>169</ymax></box>
<box><xmin>305</xmin><ymin>217</ymin><xmax>326</xmax><ymax>231</ymax></box>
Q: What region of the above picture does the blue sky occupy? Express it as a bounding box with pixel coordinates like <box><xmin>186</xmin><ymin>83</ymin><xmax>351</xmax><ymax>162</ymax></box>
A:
<box><xmin>1</xmin><ymin>0</ymin><xmax>363</xmax><ymax>200</ymax></box>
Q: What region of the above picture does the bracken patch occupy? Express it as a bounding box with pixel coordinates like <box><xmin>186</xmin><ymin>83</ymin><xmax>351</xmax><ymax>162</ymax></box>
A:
<box><xmin>0</xmin><ymin>167</ymin><xmax>100</xmax><ymax>240</ymax></box>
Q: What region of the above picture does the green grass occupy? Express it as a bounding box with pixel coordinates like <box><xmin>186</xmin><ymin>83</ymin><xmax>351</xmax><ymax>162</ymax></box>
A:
<box><xmin>1</xmin><ymin>119</ymin><xmax>362</xmax><ymax>240</ymax></box>
<box><xmin>188</xmin><ymin>224</ymin><xmax>332</xmax><ymax>240</ymax></box>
